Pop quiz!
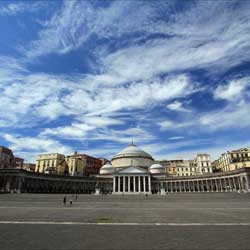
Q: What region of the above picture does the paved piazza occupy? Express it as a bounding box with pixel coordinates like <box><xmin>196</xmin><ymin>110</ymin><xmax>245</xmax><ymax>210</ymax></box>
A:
<box><xmin>1</xmin><ymin>193</ymin><xmax>250</xmax><ymax>250</ymax></box>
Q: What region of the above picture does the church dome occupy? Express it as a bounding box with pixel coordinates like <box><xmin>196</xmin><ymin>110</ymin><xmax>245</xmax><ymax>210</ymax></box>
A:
<box><xmin>149</xmin><ymin>163</ymin><xmax>165</xmax><ymax>174</ymax></box>
<box><xmin>100</xmin><ymin>163</ymin><xmax>113</xmax><ymax>175</ymax></box>
<box><xmin>112</xmin><ymin>143</ymin><xmax>153</xmax><ymax>160</ymax></box>
<box><xmin>111</xmin><ymin>143</ymin><xmax>154</xmax><ymax>169</ymax></box>
<box><xmin>149</xmin><ymin>163</ymin><xmax>164</xmax><ymax>169</ymax></box>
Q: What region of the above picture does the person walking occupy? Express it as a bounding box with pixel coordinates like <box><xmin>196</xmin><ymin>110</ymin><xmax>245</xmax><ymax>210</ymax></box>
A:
<box><xmin>70</xmin><ymin>197</ymin><xmax>73</xmax><ymax>206</ymax></box>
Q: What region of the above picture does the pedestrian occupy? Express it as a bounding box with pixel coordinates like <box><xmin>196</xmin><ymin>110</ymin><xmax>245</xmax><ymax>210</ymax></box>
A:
<box><xmin>70</xmin><ymin>197</ymin><xmax>73</xmax><ymax>206</ymax></box>
<box><xmin>63</xmin><ymin>196</ymin><xmax>67</xmax><ymax>206</ymax></box>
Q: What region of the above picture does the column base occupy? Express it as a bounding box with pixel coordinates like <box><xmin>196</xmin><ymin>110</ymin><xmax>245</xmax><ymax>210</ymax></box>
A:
<box><xmin>112</xmin><ymin>192</ymin><xmax>152</xmax><ymax>195</ymax></box>
<box><xmin>160</xmin><ymin>188</ymin><xmax>166</xmax><ymax>195</ymax></box>
<box><xmin>95</xmin><ymin>188</ymin><xmax>100</xmax><ymax>195</ymax></box>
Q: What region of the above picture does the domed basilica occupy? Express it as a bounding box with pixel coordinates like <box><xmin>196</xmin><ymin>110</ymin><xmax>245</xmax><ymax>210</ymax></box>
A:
<box><xmin>99</xmin><ymin>142</ymin><xmax>165</xmax><ymax>194</ymax></box>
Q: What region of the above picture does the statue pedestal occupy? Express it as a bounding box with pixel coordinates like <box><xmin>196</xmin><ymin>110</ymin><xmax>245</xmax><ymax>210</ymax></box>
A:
<box><xmin>95</xmin><ymin>188</ymin><xmax>100</xmax><ymax>195</ymax></box>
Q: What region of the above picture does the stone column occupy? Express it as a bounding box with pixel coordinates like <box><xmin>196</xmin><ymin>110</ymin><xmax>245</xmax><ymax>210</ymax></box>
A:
<box><xmin>138</xmin><ymin>176</ymin><xmax>141</xmax><ymax>192</ymax></box>
<box><xmin>5</xmin><ymin>178</ymin><xmax>10</xmax><ymax>192</ymax></box>
<box><xmin>223</xmin><ymin>178</ymin><xmax>228</xmax><ymax>192</ymax></box>
<box><xmin>128</xmin><ymin>176</ymin><xmax>130</xmax><ymax>193</ymax></box>
<box><xmin>197</xmin><ymin>180</ymin><xmax>200</xmax><ymax>192</ymax></box>
<box><xmin>118</xmin><ymin>176</ymin><xmax>120</xmax><ymax>193</ymax></box>
<box><xmin>113</xmin><ymin>176</ymin><xmax>115</xmax><ymax>193</ymax></box>
<box><xmin>206</xmin><ymin>179</ymin><xmax>209</xmax><ymax>192</ymax></box>
<box><xmin>123</xmin><ymin>176</ymin><xmax>126</xmax><ymax>193</ymax></box>
<box><xmin>148</xmin><ymin>176</ymin><xmax>151</xmax><ymax>193</ymax></box>
<box><xmin>143</xmin><ymin>176</ymin><xmax>146</xmax><ymax>193</ymax></box>
<box><xmin>201</xmin><ymin>180</ymin><xmax>204</xmax><ymax>192</ymax></box>
<box><xmin>232</xmin><ymin>177</ymin><xmax>236</xmax><ymax>191</ymax></box>
<box><xmin>238</xmin><ymin>176</ymin><xmax>242</xmax><ymax>191</ymax></box>
<box><xmin>219</xmin><ymin>178</ymin><xmax>222</xmax><ymax>192</ymax></box>
<box><xmin>188</xmin><ymin>181</ymin><xmax>191</xmax><ymax>192</ymax></box>
<box><xmin>215</xmin><ymin>179</ymin><xmax>218</xmax><ymax>192</ymax></box>
<box><xmin>184</xmin><ymin>181</ymin><xmax>186</xmax><ymax>192</ymax></box>
<box><xmin>229</xmin><ymin>178</ymin><xmax>233</xmax><ymax>191</ymax></box>
<box><xmin>243</xmin><ymin>174</ymin><xmax>250</xmax><ymax>191</ymax></box>
<box><xmin>134</xmin><ymin>176</ymin><xmax>136</xmax><ymax>192</ymax></box>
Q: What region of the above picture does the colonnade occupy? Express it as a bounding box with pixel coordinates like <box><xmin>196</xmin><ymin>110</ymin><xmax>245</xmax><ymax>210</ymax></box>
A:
<box><xmin>113</xmin><ymin>175</ymin><xmax>151</xmax><ymax>194</ymax></box>
<box><xmin>0</xmin><ymin>175</ymin><xmax>97</xmax><ymax>194</ymax></box>
<box><xmin>153</xmin><ymin>175</ymin><xmax>249</xmax><ymax>193</ymax></box>
<box><xmin>0</xmin><ymin>169</ymin><xmax>250</xmax><ymax>194</ymax></box>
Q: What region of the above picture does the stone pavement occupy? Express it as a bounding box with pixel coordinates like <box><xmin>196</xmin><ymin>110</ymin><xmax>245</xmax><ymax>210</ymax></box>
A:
<box><xmin>0</xmin><ymin>193</ymin><xmax>250</xmax><ymax>249</ymax></box>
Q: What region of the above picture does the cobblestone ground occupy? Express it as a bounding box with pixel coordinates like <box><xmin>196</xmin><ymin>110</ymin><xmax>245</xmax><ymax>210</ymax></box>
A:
<box><xmin>0</xmin><ymin>193</ymin><xmax>250</xmax><ymax>250</ymax></box>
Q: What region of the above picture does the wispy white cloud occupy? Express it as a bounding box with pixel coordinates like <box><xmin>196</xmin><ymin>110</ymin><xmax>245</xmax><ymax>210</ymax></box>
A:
<box><xmin>214</xmin><ymin>76</ymin><xmax>250</xmax><ymax>101</ymax></box>
<box><xmin>158</xmin><ymin>120</ymin><xmax>193</xmax><ymax>131</ymax></box>
<box><xmin>166</xmin><ymin>101</ymin><xmax>190</xmax><ymax>112</ymax></box>
<box><xmin>23</xmin><ymin>0</ymin><xmax>250</xmax><ymax>79</ymax></box>
<box><xmin>0</xmin><ymin>2</ymin><xmax>45</xmax><ymax>16</ymax></box>
<box><xmin>2</xmin><ymin>133</ymin><xmax>73</xmax><ymax>162</ymax></box>
<box><xmin>168</xmin><ymin>136</ymin><xmax>185</xmax><ymax>140</ymax></box>
<box><xmin>0</xmin><ymin>66</ymin><xmax>197</xmax><ymax>129</ymax></box>
<box><xmin>1</xmin><ymin>1</ymin><xmax>250</xmax><ymax>162</ymax></box>
<box><xmin>199</xmin><ymin>102</ymin><xmax>250</xmax><ymax>130</ymax></box>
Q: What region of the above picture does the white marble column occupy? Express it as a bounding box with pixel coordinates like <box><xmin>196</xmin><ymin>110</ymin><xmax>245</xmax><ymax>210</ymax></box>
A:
<box><xmin>118</xmin><ymin>176</ymin><xmax>120</xmax><ymax>193</ymax></box>
<box><xmin>148</xmin><ymin>176</ymin><xmax>151</xmax><ymax>193</ymax></box>
<box><xmin>113</xmin><ymin>176</ymin><xmax>116</xmax><ymax>193</ymax></box>
<box><xmin>133</xmin><ymin>176</ymin><xmax>136</xmax><ymax>192</ymax></box>
<box><xmin>123</xmin><ymin>176</ymin><xmax>126</xmax><ymax>193</ymax></box>
<box><xmin>143</xmin><ymin>176</ymin><xmax>146</xmax><ymax>193</ymax></box>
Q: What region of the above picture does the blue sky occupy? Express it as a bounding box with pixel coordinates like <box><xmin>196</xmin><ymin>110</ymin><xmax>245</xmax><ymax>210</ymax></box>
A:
<box><xmin>0</xmin><ymin>0</ymin><xmax>250</xmax><ymax>163</ymax></box>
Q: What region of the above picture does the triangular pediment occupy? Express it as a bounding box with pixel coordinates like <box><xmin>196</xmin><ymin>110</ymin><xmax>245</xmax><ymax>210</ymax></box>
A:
<box><xmin>116</xmin><ymin>166</ymin><xmax>149</xmax><ymax>174</ymax></box>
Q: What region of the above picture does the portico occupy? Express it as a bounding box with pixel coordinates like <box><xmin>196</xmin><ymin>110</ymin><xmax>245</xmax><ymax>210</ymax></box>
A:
<box><xmin>112</xmin><ymin>166</ymin><xmax>151</xmax><ymax>194</ymax></box>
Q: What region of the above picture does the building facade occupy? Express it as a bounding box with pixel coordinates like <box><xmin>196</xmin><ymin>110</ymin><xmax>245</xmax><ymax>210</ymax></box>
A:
<box><xmin>156</xmin><ymin>154</ymin><xmax>212</xmax><ymax>177</ymax></box>
<box><xmin>213</xmin><ymin>148</ymin><xmax>250</xmax><ymax>172</ymax></box>
<box><xmin>65</xmin><ymin>153</ymin><xmax>86</xmax><ymax>177</ymax></box>
<box><xmin>15</xmin><ymin>157</ymin><xmax>24</xmax><ymax>169</ymax></box>
<box><xmin>1</xmin><ymin>144</ymin><xmax>250</xmax><ymax>194</ymax></box>
<box><xmin>36</xmin><ymin>153</ymin><xmax>65</xmax><ymax>174</ymax></box>
<box><xmin>0</xmin><ymin>146</ymin><xmax>15</xmax><ymax>169</ymax></box>
<box><xmin>23</xmin><ymin>163</ymin><xmax>36</xmax><ymax>172</ymax></box>
<box><xmin>195</xmin><ymin>154</ymin><xmax>212</xmax><ymax>174</ymax></box>
<box><xmin>82</xmin><ymin>154</ymin><xmax>103</xmax><ymax>176</ymax></box>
